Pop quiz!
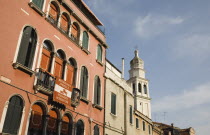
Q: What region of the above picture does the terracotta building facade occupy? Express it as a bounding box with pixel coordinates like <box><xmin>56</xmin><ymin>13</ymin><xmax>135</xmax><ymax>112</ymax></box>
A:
<box><xmin>0</xmin><ymin>0</ymin><xmax>107</xmax><ymax>135</ymax></box>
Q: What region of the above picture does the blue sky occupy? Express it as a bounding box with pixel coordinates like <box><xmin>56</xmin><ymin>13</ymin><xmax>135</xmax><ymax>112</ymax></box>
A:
<box><xmin>83</xmin><ymin>0</ymin><xmax>210</xmax><ymax>134</ymax></box>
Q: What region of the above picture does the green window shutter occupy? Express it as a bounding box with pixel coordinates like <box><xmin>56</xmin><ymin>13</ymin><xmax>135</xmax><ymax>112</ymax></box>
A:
<box><xmin>32</xmin><ymin>0</ymin><xmax>44</xmax><ymax>9</ymax></box>
<box><xmin>17</xmin><ymin>27</ymin><xmax>32</xmax><ymax>66</ymax></box>
<box><xmin>97</xmin><ymin>45</ymin><xmax>102</xmax><ymax>62</ymax></box>
<box><xmin>83</xmin><ymin>68</ymin><xmax>88</xmax><ymax>98</ymax></box>
<box><xmin>94</xmin><ymin>76</ymin><xmax>101</xmax><ymax>104</ymax></box>
<box><xmin>111</xmin><ymin>93</ymin><xmax>116</xmax><ymax>114</ymax></box>
<box><xmin>3</xmin><ymin>96</ymin><xmax>23</xmax><ymax>134</ymax></box>
<box><xmin>94</xmin><ymin>77</ymin><xmax>98</xmax><ymax>104</ymax></box>
<box><xmin>80</xmin><ymin>67</ymin><xmax>84</xmax><ymax>96</ymax></box>
<box><xmin>82</xmin><ymin>32</ymin><xmax>88</xmax><ymax>50</ymax></box>
<box><xmin>26</xmin><ymin>29</ymin><xmax>37</xmax><ymax>68</ymax></box>
<box><xmin>143</xmin><ymin>121</ymin><xmax>145</xmax><ymax>131</ymax></box>
<box><xmin>130</xmin><ymin>106</ymin><xmax>132</xmax><ymax>124</ymax></box>
<box><xmin>97</xmin><ymin>78</ymin><xmax>101</xmax><ymax>105</ymax></box>
<box><xmin>94</xmin><ymin>125</ymin><xmax>99</xmax><ymax>135</ymax></box>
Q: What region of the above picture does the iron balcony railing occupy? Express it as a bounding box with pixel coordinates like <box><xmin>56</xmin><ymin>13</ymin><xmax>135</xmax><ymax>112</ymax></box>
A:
<box><xmin>36</xmin><ymin>69</ymin><xmax>55</xmax><ymax>92</ymax></box>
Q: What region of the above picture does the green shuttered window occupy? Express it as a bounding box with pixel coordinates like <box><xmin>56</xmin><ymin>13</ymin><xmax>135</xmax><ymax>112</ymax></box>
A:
<box><xmin>94</xmin><ymin>76</ymin><xmax>101</xmax><ymax>105</ymax></box>
<box><xmin>93</xmin><ymin>125</ymin><xmax>99</xmax><ymax>135</ymax></box>
<box><xmin>82</xmin><ymin>31</ymin><xmax>89</xmax><ymax>50</ymax></box>
<box><xmin>136</xmin><ymin>118</ymin><xmax>139</xmax><ymax>129</ymax></box>
<box><xmin>80</xmin><ymin>66</ymin><xmax>88</xmax><ymax>98</ymax></box>
<box><xmin>32</xmin><ymin>0</ymin><xmax>44</xmax><ymax>9</ymax></box>
<box><xmin>130</xmin><ymin>106</ymin><xmax>133</xmax><ymax>124</ymax></box>
<box><xmin>76</xmin><ymin>120</ymin><xmax>84</xmax><ymax>135</ymax></box>
<box><xmin>97</xmin><ymin>45</ymin><xmax>102</xmax><ymax>62</ymax></box>
<box><xmin>17</xmin><ymin>26</ymin><xmax>37</xmax><ymax>69</ymax></box>
<box><xmin>2</xmin><ymin>96</ymin><xmax>23</xmax><ymax>134</ymax></box>
<box><xmin>111</xmin><ymin>93</ymin><xmax>116</xmax><ymax>115</ymax></box>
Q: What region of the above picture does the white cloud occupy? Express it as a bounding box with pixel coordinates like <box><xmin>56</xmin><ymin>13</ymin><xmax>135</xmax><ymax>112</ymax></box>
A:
<box><xmin>172</xmin><ymin>34</ymin><xmax>210</xmax><ymax>61</ymax></box>
<box><xmin>152</xmin><ymin>82</ymin><xmax>210</xmax><ymax>112</ymax></box>
<box><xmin>134</xmin><ymin>14</ymin><xmax>184</xmax><ymax>39</ymax></box>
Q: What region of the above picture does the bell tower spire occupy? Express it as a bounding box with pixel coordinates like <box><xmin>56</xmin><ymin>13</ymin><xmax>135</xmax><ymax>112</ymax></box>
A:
<box><xmin>127</xmin><ymin>49</ymin><xmax>151</xmax><ymax>118</ymax></box>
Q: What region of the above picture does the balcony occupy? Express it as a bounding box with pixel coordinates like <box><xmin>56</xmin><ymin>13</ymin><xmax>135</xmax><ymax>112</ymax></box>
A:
<box><xmin>35</xmin><ymin>69</ymin><xmax>55</xmax><ymax>95</ymax></box>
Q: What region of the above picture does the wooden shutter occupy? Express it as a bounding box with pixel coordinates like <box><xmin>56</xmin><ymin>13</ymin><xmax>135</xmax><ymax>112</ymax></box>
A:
<box><xmin>49</xmin><ymin>3</ymin><xmax>58</xmax><ymax>20</ymax></box>
<box><xmin>61</xmin><ymin>115</ymin><xmax>69</xmax><ymax>134</ymax></box>
<box><xmin>47</xmin><ymin>110</ymin><xmax>57</xmax><ymax>132</ymax></box>
<box><xmin>54</xmin><ymin>57</ymin><xmax>63</xmax><ymax>78</ymax></box>
<box><xmin>40</xmin><ymin>48</ymin><xmax>51</xmax><ymax>71</ymax></box>
<box><xmin>71</xmin><ymin>24</ymin><xmax>78</xmax><ymax>40</ymax></box>
<box><xmin>60</xmin><ymin>14</ymin><xmax>68</xmax><ymax>32</ymax></box>
<box><xmin>66</xmin><ymin>64</ymin><xmax>74</xmax><ymax>86</ymax></box>
<box><xmin>30</xmin><ymin>104</ymin><xmax>43</xmax><ymax>129</ymax></box>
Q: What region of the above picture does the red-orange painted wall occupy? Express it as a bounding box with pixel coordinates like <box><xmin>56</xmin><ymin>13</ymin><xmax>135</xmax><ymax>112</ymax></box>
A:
<box><xmin>0</xmin><ymin>0</ymin><xmax>106</xmax><ymax>134</ymax></box>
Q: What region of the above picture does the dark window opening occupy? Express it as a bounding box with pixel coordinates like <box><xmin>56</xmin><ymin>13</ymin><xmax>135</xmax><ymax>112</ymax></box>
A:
<box><xmin>17</xmin><ymin>26</ymin><xmax>37</xmax><ymax>69</ymax></box>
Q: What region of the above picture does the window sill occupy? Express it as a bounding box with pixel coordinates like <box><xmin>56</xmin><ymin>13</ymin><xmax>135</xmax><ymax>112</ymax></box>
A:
<box><xmin>28</xmin><ymin>2</ymin><xmax>45</xmax><ymax>16</ymax></box>
<box><xmin>81</xmin><ymin>47</ymin><xmax>90</xmax><ymax>55</ymax></box>
<box><xmin>92</xmin><ymin>104</ymin><xmax>103</xmax><ymax>110</ymax></box>
<box><xmin>96</xmin><ymin>59</ymin><xmax>103</xmax><ymax>66</ymax></box>
<box><xmin>13</xmin><ymin>62</ymin><xmax>35</xmax><ymax>76</ymax></box>
<box><xmin>80</xmin><ymin>97</ymin><xmax>90</xmax><ymax>104</ymax></box>
<box><xmin>110</xmin><ymin>113</ymin><xmax>117</xmax><ymax>117</ymax></box>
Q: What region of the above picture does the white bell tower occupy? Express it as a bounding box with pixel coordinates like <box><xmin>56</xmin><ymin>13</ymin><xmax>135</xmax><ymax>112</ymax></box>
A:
<box><xmin>127</xmin><ymin>50</ymin><xmax>151</xmax><ymax>118</ymax></box>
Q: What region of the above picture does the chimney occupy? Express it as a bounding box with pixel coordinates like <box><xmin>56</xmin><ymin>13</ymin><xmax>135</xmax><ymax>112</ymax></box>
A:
<box><xmin>122</xmin><ymin>58</ymin><xmax>124</xmax><ymax>79</ymax></box>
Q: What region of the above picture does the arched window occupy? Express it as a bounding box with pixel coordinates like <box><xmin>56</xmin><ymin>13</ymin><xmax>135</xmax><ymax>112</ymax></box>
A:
<box><xmin>80</xmin><ymin>66</ymin><xmax>88</xmax><ymax>98</ymax></box>
<box><xmin>94</xmin><ymin>76</ymin><xmax>101</xmax><ymax>105</ymax></box>
<box><xmin>138</xmin><ymin>83</ymin><xmax>142</xmax><ymax>93</ymax></box>
<box><xmin>28</xmin><ymin>103</ymin><xmax>45</xmax><ymax>135</ymax></box>
<box><xmin>93</xmin><ymin>125</ymin><xmax>99</xmax><ymax>135</ymax></box>
<box><xmin>2</xmin><ymin>96</ymin><xmax>24</xmax><ymax>134</ymax></box>
<box><xmin>66</xmin><ymin>58</ymin><xmax>77</xmax><ymax>87</ymax></box>
<box><xmin>61</xmin><ymin>114</ymin><xmax>73</xmax><ymax>135</ymax></box>
<box><xmin>47</xmin><ymin>109</ymin><xmax>59</xmax><ymax>135</ymax></box>
<box><xmin>32</xmin><ymin>0</ymin><xmax>44</xmax><ymax>9</ymax></box>
<box><xmin>60</xmin><ymin>13</ymin><xmax>69</xmax><ymax>34</ymax></box>
<box><xmin>54</xmin><ymin>49</ymin><xmax>66</xmax><ymax>79</ymax></box>
<box><xmin>82</xmin><ymin>31</ymin><xmax>89</xmax><ymax>50</ymax></box>
<box><xmin>40</xmin><ymin>40</ymin><xmax>53</xmax><ymax>72</ymax></box>
<box><xmin>48</xmin><ymin>2</ymin><xmax>59</xmax><ymax>25</ymax></box>
<box><xmin>70</xmin><ymin>22</ymin><xmax>79</xmax><ymax>43</ymax></box>
<box><xmin>17</xmin><ymin>26</ymin><xmax>37</xmax><ymax>69</ymax></box>
<box><xmin>144</xmin><ymin>84</ymin><xmax>147</xmax><ymax>94</ymax></box>
<box><xmin>97</xmin><ymin>45</ymin><xmax>102</xmax><ymax>62</ymax></box>
<box><xmin>75</xmin><ymin>120</ymin><xmax>84</xmax><ymax>135</ymax></box>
